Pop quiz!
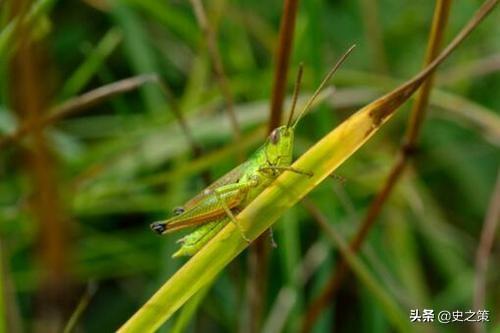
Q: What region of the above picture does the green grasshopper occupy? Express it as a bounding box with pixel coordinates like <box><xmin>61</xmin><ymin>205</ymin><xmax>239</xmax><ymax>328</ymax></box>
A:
<box><xmin>151</xmin><ymin>46</ymin><xmax>355</xmax><ymax>257</ymax></box>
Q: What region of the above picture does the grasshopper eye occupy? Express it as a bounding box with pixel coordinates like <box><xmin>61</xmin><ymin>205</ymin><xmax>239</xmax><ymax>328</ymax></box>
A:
<box><xmin>269</xmin><ymin>128</ymin><xmax>280</xmax><ymax>144</ymax></box>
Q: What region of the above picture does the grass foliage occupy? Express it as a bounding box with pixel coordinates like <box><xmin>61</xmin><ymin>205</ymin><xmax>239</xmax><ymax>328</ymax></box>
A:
<box><xmin>0</xmin><ymin>0</ymin><xmax>499</xmax><ymax>332</ymax></box>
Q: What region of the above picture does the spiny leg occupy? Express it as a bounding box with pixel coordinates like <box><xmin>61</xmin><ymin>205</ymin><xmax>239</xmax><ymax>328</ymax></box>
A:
<box><xmin>259</xmin><ymin>165</ymin><xmax>313</xmax><ymax>177</ymax></box>
<box><xmin>213</xmin><ymin>189</ymin><xmax>251</xmax><ymax>243</ymax></box>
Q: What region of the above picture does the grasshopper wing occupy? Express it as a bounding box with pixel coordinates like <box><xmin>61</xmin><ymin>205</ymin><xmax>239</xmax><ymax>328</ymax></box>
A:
<box><xmin>181</xmin><ymin>160</ymin><xmax>250</xmax><ymax>211</ymax></box>
<box><xmin>151</xmin><ymin>163</ymin><xmax>251</xmax><ymax>235</ymax></box>
<box><xmin>161</xmin><ymin>182</ymin><xmax>247</xmax><ymax>232</ymax></box>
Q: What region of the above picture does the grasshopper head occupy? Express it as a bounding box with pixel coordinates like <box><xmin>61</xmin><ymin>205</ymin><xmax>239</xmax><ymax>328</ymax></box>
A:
<box><xmin>265</xmin><ymin>125</ymin><xmax>294</xmax><ymax>166</ymax></box>
<box><xmin>264</xmin><ymin>46</ymin><xmax>356</xmax><ymax>168</ymax></box>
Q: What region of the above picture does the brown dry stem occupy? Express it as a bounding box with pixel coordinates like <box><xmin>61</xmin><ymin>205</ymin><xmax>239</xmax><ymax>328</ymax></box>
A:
<box><xmin>189</xmin><ymin>0</ymin><xmax>241</xmax><ymax>142</ymax></box>
<box><xmin>250</xmin><ymin>0</ymin><xmax>300</xmax><ymax>331</ymax></box>
<box><xmin>473</xmin><ymin>170</ymin><xmax>500</xmax><ymax>333</ymax></box>
<box><xmin>301</xmin><ymin>0</ymin><xmax>490</xmax><ymax>331</ymax></box>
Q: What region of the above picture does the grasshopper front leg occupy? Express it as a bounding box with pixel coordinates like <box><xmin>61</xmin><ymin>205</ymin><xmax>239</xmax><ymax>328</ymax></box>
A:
<box><xmin>259</xmin><ymin>165</ymin><xmax>313</xmax><ymax>177</ymax></box>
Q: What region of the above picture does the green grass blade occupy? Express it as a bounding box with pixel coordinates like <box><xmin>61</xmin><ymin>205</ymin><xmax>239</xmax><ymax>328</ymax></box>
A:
<box><xmin>61</xmin><ymin>28</ymin><xmax>122</xmax><ymax>98</ymax></box>
<box><xmin>110</xmin><ymin>2</ymin><xmax>164</xmax><ymax>113</ymax></box>
<box><xmin>308</xmin><ymin>205</ymin><xmax>413</xmax><ymax>333</ymax></box>
<box><xmin>170</xmin><ymin>284</ymin><xmax>211</xmax><ymax>333</ymax></box>
<box><xmin>0</xmin><ymin>242</ymin><xmax>5</xmax><ymax>333</ymax></box>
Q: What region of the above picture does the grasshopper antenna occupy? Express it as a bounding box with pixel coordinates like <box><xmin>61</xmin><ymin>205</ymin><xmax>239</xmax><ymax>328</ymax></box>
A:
<box><xmin>292</xmin><ymin>44</ymin><xmax>356</xmax><ymax>129</ymax></box>
<box><xmin>286</xmin><ymin>62</ymin><xmax>304</xmax><ymax>129</ymax></box>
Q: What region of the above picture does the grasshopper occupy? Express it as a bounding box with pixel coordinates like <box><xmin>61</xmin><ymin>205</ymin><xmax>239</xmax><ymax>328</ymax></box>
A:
<box><xmin>151</xmin><ymin>46</ymin><xmax>355</xmax><ymax>257</ymax></box>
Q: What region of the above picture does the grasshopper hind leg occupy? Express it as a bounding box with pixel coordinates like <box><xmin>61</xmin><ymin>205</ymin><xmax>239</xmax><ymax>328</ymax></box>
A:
<box><xmin>173</xmin><ymin>219</ymin><xmax>227</xmax><ymax>257</ymax></box>
<box><xmin>212</xmin><ymin>189</ymin><xmax>251</xmax><ymax>243</ymax></box>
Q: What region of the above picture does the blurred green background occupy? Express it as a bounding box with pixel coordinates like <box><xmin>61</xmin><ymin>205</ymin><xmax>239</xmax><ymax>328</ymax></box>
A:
<box><xmin>0</xmin><ymin>0</ymin><xmax>499</xmax><ymax>332</ymax></box>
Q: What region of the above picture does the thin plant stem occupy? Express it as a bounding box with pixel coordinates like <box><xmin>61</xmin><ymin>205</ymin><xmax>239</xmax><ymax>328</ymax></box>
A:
<box><xmin>9</xmin><ymin>0</ymin><xmax>71</xmax><ymax>329</ymax></box>
<box><xmin>52</xmin><ymin>75</ymin><xmax>157</xmax><ymax>121</ymax></box>
<box><xmin>472</xmin><ymin>170</ymin><xmax>500</xmax><ymax>333</ymax></box>
<box><xmin>404</xmin><ymin>0</ymin><xmax>452</xmax><ymax>145</ymax></box>
<box><xmin>61</xmin><ymin>28</ymin><xmax>123</xmax><ymax>98</ymax></box>
<box><xmin>0</xmin><ymin>240</ymin><xmax>5</xmax><ymax>333</ymax></box>
<box><xmin>0</xmin><ymin>75</ymin><xmax>205</xmax><ymax>174</ymax></box>
<box><xmin>155</xmin><ymin>78</ymin><xmax>211</xmax><ymax>184</ymax></box>
<box><xmin>1</xmin><ymin>72</ymin><xmax>209</xmax><ymax>186</ymax></box>
<box><xmin>358</xmin><ymin>0</ymin><xmax>388</xmax><ymax>73</ymax></box>
<box><xmin>62</xmin><ymin>283</ymin><xmax>97</xmax><ymax>333</ymax></box>
<box><xmin>302</xmin><ymin>200</ymin><xmax>411</xmax><ymax>333</ymax></box>
<box><xmin>262</xmin><ymin>241</ymin><xmax>328</xmax><ymax>333</ymax></box>
<box><xmin>268</xmin><ymin>0</ymin><xmax>300</xmax><ymax>131</ymax></box>
<box><xmin>189</xmin><ymin>0</ymin><xmax>241</xmax><ymax>142</ymax></box>
<box><xmin>250</xmin><ymin>0</ymin><xmax>300</xmax><ymax>331</ymax></box>
<box><xmin>0</xmin><ymin>74</ymin><xmax>157</xmax><ymax>149</ymax></box>
<box><xmin>0</xmin><ymin>241</ymin><xmax>23</xmax><ymax>333</ymax></box>
<box><xmin>438</xmin><ymin>52</ymin><xmax>500</xmax><ymax>85</ymax></box>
